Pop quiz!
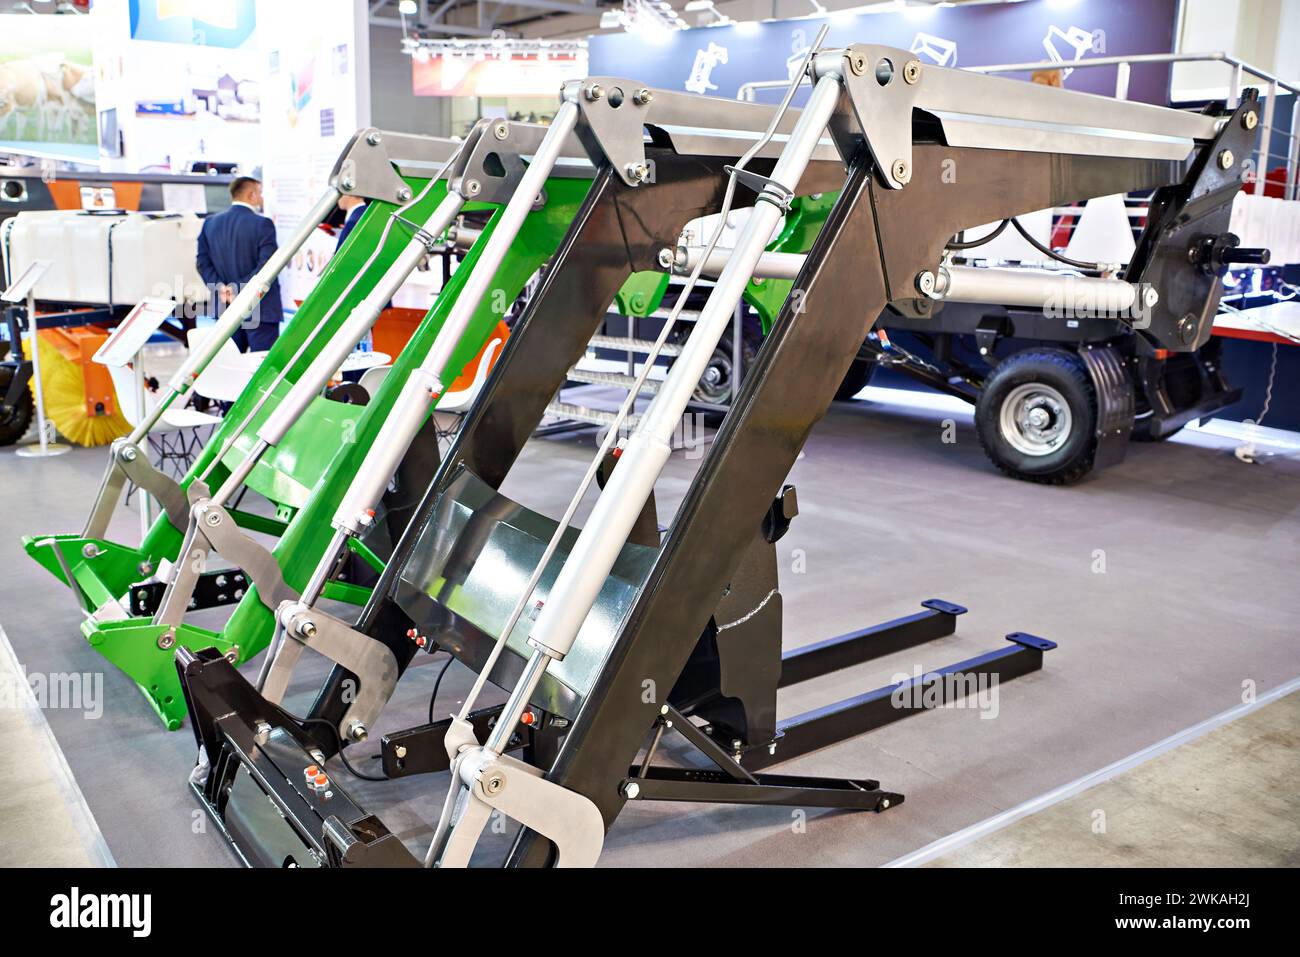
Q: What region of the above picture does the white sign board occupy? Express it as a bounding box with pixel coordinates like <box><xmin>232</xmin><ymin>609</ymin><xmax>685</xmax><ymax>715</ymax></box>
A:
<box><xmin>1</xmin><ymin>259</ymin><xmax>53</xmax><ymax>304</ymax></box>
<box><xmin>92</xmin><ymin>297</ymin><xmax>178</xmax><ymax>368</ymax></box>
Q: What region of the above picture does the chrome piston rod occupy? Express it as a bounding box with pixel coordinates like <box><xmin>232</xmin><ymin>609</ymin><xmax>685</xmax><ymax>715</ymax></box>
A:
<box><xmin>675</xmin><ymin>246</ymin><xmax>1152</xmax><ymax>315</ymax></box>
<box><xmin>257</xmin><ymin>101</ymin><xmax>582</xmax><ymax>709</ymax></box>
<box><xmin>133</xmin><ymin>188</ymin><xmax>343</xmax><ymax>443</ymax></box>
<box><xmin>330</xmin><ymin>99</ymin><xmax>580</xmax><ymax>537</ymax></box>
<box><xmin>210</xmin><ymin>189</ymin><xmax>467</xmax><ymax>506</ymax></box>
<box><xmin>80</xmin><ymin>189</ymin><xmax>343</xmax><ymax>541</ymax></box>
<box><xmin>486</xmin><ymin>75</ymin><xmax>845</xmax><ymax>757</ymax></box>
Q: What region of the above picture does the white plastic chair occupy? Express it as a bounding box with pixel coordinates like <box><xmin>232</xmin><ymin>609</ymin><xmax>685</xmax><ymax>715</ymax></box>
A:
<box><xmin>432</xmin><ymin>335</ymin><xmax>504</xmax><ymax>448</ymax></box>
<box><xmin>188</xmin><ymin>327</ymin><xmax>257</xmax><ymax>404</ymax></box>
<box><xmin>357</xmin><ymin>364</ymin><xmax>391</xmax><ymax>400</ymax></box>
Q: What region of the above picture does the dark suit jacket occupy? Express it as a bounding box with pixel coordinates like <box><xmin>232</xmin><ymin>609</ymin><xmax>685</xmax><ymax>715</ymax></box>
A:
<box><xmin>336</xmin><ymin>202</ymin><xmax>366</xmax><ymax>250</ymax></box>
<box><xmin>196</xmin><ymin>203</ymin><xmax>283</xmax><ymax>349</ymax></box>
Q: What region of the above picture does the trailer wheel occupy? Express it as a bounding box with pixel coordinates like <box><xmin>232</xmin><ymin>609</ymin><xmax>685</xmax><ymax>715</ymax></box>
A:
<box><xmin>975</xmin><ymin>349</ymin><xmax>1097</xmax><ymax>484</ymax></box>
<box><xmin>834</xmin><ymin>353</ymin><xmax>875</xmax><ymax>401</ymax></box>
<box><xmin>691</xmin><ymin>331</ymin><xmax>757</xmax><ymax>425</ymax></box>
<box><xmin>0</xmin><ymin>378</ymin><xmax>34</xmax><ymax>446</ymax></box>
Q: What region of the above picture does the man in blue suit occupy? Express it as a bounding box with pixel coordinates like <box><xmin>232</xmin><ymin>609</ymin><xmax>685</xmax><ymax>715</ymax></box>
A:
<box><xmin>335</xmin><ymin>194</ymin><xmax>367</xmax><ymax>250</ymax></box>
<box><xmin>196</xmin><ymin>173</ymin><xmax>283</xmax><ymax>352</ymax></box>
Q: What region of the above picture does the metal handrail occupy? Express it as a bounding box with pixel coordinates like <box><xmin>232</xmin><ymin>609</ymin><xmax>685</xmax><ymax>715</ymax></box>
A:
<box><xmin>738</xmin><ymin>51</ymin><xmax>1299</xmax><ymax>200</ymax></box>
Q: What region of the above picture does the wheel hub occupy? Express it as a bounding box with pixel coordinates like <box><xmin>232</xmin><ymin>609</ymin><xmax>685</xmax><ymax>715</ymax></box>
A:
<box><xmin>693</xmin><ymin>351</ymin><xmax>733</xmax><ymax>404</ymax></box>
<box><xmin>1000</xmin><ymin>383</ymin><xmax>1072</xmax><ymax>457</ymax></box>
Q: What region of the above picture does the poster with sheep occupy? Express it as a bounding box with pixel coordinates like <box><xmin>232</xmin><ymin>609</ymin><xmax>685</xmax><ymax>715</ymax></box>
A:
<box><xmin>0</xmin><ymin>16</ymin><xmax>98</xmax><ymax>162</ymax></box>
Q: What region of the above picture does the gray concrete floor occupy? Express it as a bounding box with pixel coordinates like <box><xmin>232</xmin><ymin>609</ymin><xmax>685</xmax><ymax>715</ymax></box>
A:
<box><xmin>922</xmin><ymin>689</ymin><xmax>1300</xmax><ymax>867</ymax></box>
<box><xmin>1</xmin><ymin>390</ymin><xmax>1297</xmax><ymax>867</ymax></box>
<box><xmin>0</xmin><ymin>624</ymin><xmax>114</xmax><ymax>867</ymax></box>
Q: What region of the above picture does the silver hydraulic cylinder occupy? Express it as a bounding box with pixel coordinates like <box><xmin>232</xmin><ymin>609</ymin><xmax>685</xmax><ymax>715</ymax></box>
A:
<box><xmin>159</xmin><ymin>188</ymin><xmax>342</xmax><ymax>409</ymax></box>
<box><xmin>254</xmin><ymin>189</ymin><xmax>465</xmax><ymax>448</ymax></box>
<box><xmin>330</xmin><ymin>99</ymin><xmax>581</xmax><ymax>535</ymax></box>
<box><xmin>524</xmin><ymin>74</ymin><xmax>844</xmax><ymax>663</ymax></box>
<box><xmin>934</xmin><ymin>264</ymin><xmax>1151</xmax><ymax>315</ymax></box>
<box><xmin>675</xmin><ymin>247</ymin><xmax>1152</xmax><ymax>317</ymax></box>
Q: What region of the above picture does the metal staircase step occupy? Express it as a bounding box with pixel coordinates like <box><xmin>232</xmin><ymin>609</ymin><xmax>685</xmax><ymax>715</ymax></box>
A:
<box><xmin>587</xmin><ymin>335</ymin><xmax>683</xmax><ymax>357</ymax></box>
<box><xmin>565</xmin><ymin>368</ymin><xmax>662</xmax><ymax>393</ymax></box>
<box><xmin>545</xmin><ymin>401</ymin><xmax>641</xmax><ymax>429</ymax></box>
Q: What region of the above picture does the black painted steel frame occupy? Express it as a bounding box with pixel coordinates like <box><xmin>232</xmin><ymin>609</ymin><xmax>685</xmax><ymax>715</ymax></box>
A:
<box><xmin>504</xmin><ymin>129</ymin><xmax>1163</xmax><ymax>867</ymax></box>
<box><xmin>180</xmin><ymin>89</ymin><xmax>1194</xmax><ymax>865</ymax></box>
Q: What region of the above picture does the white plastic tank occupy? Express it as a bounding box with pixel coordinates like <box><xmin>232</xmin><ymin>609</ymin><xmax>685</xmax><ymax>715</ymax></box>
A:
<box><xmin>1</xmin><ymin>210</ymin><xmax>209</xmax><ymax>306</ymax></box>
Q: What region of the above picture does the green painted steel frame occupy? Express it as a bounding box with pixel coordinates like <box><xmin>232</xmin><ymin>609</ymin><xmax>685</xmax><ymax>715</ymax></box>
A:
<box><xmin>25</xmin><ymin>174</ymin><xmax>595</xmax><ymax>728</ymax></box>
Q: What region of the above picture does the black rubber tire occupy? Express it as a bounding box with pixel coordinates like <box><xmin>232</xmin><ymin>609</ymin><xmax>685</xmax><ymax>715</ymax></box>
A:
<box><xmin>834</xmin><ymin>352</ymin><xmax>875</xmax><ymax>401</ymax></box>
<box><xmin>0</xmin><ymin>383</ymin><xmax>34</xmax><ymax>446</ymax></box>
<box><xmin>691</xmin><ymin>332</ymin><xmax>757</xmax><ymax>426</ymax></box>
<box><xmin>975</xmin><ymin>348</ymin><xmax>1098</xmax><ymax>484</ymax></box>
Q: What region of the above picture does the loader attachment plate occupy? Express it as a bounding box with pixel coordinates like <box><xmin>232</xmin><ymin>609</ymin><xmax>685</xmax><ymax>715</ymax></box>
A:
<box><xmin>394</xmin><ymin>467</ymin><xmax>657</xmax><ymax>719</ymax></box>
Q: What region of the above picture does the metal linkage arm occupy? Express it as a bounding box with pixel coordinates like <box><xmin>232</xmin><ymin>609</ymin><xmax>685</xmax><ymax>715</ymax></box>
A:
<box><xmin>254</xmin><ymin>113</ymin><xmax>586</xmax><ymax>725</ymax></box>
<box><xmin>83</xmin><ymin>127</ymin><xmax>468</xmax><ymax>542</ymax></box>
<box><xmin>816</xmin><ymin>43</ymin><xmax>1220</xmax><ymax>191</ymax></box>
<box><xmin>562</xmin><ymin>76</ymin><xmax>843</xmax><ymax>188</ymax></box>
<box><xmin>329</xmin><ymin>106</ymin><xmax>581</xmax><ymax>538</ymax></box>
<box><xmin>522</xmin><ymin>77</ymin><xmax>844</xmax><ymax>673</ymax></box>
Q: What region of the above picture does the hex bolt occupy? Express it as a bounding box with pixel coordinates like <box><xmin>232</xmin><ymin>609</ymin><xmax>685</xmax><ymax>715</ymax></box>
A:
<box><xmin>1217</xmin><ymin>149</ymin><xmax>1235</xmax><ymax>170</ymax></box>
<box><xmin>464</xmin><ymin>179</ymin><xmax>481</xmax><ymax>197</ymax></box>
<box><xmin>347</xmin><ymin>721</ymin><xmax>368</xmax><ymax>742</ymax></box>
<box><xmin>1242</xmin><ymin>111</ymin><xmax>1258</xmax><ymax>130</ymax></box>
<box><xmin>366</xmin><ymin>131</ymin><xmax>383</xmax><ymax>146</ymax></box>
<box><xmin>1178</xmin><ymin>314</ymin><xmax>1198</xmax><ymax>343</ymax></box>
<box><xmin>137</xmin><ymin>562</ymin><xmax>153</xmax><ymax>577</ymax></box>
<box><xmin>82</xmin><ymin>543</ymin><xmax>100</xmax><ymax>559</ymax></box>
<box><xmin>204</xmin><ymin>510</ymin><xmax>222</xmax><ymax>527</ymax></box>
<box><xmin>157</xmin><ymin>630</ymin><xmax>176</xmax><ymax>650</ymax></box>
<box><xmin>891</xmin><ymin>158</ymin><xmax>911</xmax><ymax>185</ymax></box>
<box><xmin>1143</xmin><ymin>286</ymin><xmax>1160</xmax><ymax>309</ymax></box>
<box><xmin>622</xmin><ymin>781</ymin><xmax>641</xmax><ymax>799</ymax></box>
<box><xmin>881</xmin><ymin>798</ymin><xmax>891</xmax><ymax>809</ymax></box>
<box><xmin>215</xmin><ymin>574</ymin><xmax>228</xmax><ymax>588</ymax></box>
<box><xmin>848</xmin><ymin>51</ymin><xmax>867</xmax><ymax>76</ymax></box>
<box><xmin>482</xmin><ymin>771</ymin><xmax>506</xmax><ymax>795</ymax></box>
<box><xmin>625</xmin><ymin>162</ymin><xmax>648</xmax><ymax>183</ymax></box>
<box><xmin>493</xmin><ymin>122</ymin><xmax>509</xmax><ymax>140</ymax></box>
<box><xmin>297</xmin><ymin>619</ymin><xmax>318</xmax><ymax>638</ymax></box>
<box><xmin>397</xmin><ymin>186</ymin><xmax>413</xmax><ymax>202</ymax></box>
<box><xmin>225</xmin><ymin>646</ymin><xmax>239</xmax><ymax>664</ymax></box>
<box><xmin>584</xmin><ymin>83</ymin><xmax>603</xmax><ymax>101</ymax></box>
<box><xmin>121</xmin><ymin>446</ymin><xmax>137</xmax><ymax>462</ymax></box>
<box><xmin>903</xmin><ymin>59</ymin><xmax>922</xmax><ymax>84</ymax></box>
<box><xmin>657</xmin><ymin>247</ymin><xmax>675</xmax><ymax>269</ymax></box>
<box><xmin>395</xmin><ymin>745</ymin><xmax>408</xmax><ymax>759</ymax></box>
<box><xmin>340</xmin><ymin>177</ymin><xmax>355</xmax><ymax>191</ymax></box>
<box><xmin>914</xmin><ymin>270</ymin><xmax>936</xmax><ymax>296</ymax></box>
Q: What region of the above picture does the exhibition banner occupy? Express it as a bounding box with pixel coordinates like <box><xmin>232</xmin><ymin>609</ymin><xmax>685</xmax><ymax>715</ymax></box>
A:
<box><xmin>0</xmin><ymin>15</ymin><xmax>99</xmax><ymax>163</ymax></box>
<box><xmin>91</xmin><ymin>0</ymin><xmax>263</xmax><ymax>173</ymax></box>
<box><xmin>128</xmin><ymin>0</ymin><xmax>259</xmax><ymax>50</ymax></box>
<box><xmin>256</xmin><ymin>0</ymin><xmax>370</xmax><ymax>306</ymax></box>
<box><xmin>412</xmin><ymin>46</ymin><xmax>587</xmax><ymax>97</ymax></box>
<box><xmin>589</xmin><ymin>0</ymin><xmax>1179</xmax><ymax>105</ymax></box>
